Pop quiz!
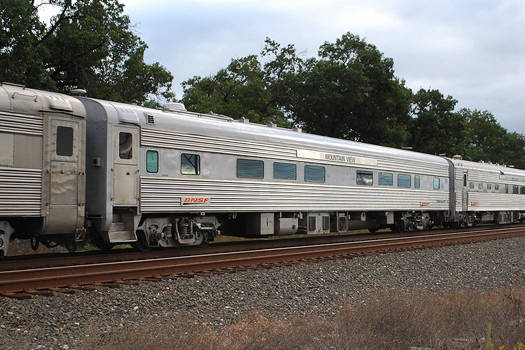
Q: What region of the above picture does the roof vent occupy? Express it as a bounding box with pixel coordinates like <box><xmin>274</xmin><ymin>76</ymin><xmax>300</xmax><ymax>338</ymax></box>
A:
<box><xmin>238</xmin><ymin>117</ymin><xmax>250</xmax><ymax>124</ymax></box>
<box><xmin>452</xmin><ymin>155</ymin><xmax>462</xmax><ymax>160</ymax></box>
<box><xmin>71</xmin><ymin>88</ymin><xmax>87</xmax><ymax>96</ymax></box>
<box><xmin>145</xmin><ymin>114</ymin><xmax>154</xmax><ymax>124</ymax></box>
<box><xmin>163</xmin><ymin>102</ymin><xmax>186</xmax><ymax>112</ymax></box>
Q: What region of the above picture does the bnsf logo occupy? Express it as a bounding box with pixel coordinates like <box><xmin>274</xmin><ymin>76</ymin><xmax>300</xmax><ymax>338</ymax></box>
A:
<box><xmin>182</xmin><ymin>197</ymin><xmax>210</xmax><ymax>205</ymax></box>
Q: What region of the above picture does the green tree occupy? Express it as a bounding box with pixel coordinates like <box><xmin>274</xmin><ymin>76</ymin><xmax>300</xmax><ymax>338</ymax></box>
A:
<box><xmin>0</xmin><ymin>0</ymin><xmax>173</xmax><ymax>104</ymax></box>
<box><xmin>409</xmin><ymin>89</ymin><xmax>468</xmax><ymax>156</ymax></box>
<box><xmin>182</xmin><ymin>55</ymin><xmax>289</xmax><ymax>126</ymax></box>
<box><xmin>459</xmin><ymin>108</ymin><xmax>506</xmax><ymax>162</ymax></box>
<box><xmin>262</xmin><ymin>33</ymin><xmax>412</xmax><ymax>147</ymax></box>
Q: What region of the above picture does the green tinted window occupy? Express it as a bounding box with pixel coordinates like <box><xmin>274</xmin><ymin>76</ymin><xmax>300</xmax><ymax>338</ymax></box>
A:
<box><xmin>378</xmin><ymin>172</ymin><xmax>393</xmax><ymax>186</ymax></box>
<box><xmin>397</xmin><ymin>174</ymin><xmax>411</xmax><ymax>188</ymax></box>
<box><xmin>146</xmin><ymin>150</ymin><xmax>158</xmax><ymax>173</ymax></box>
<box><xmin>273</xmin><ymin>162</ymin><xmax>296</xmax><ymax>180</ymax></box>
<box><xmin>305</xmin><ymin>165</ymin><xmax>325</xmax><ymax>183</ymax></box>
<box><xmin>237</xmin><ymin>158</ymin><xmax>263</xmax><ymax>178</ymax></box>
<box><xmin>433</xmin><ymin>177</ymin><xmax>440</xmax><ymax>190</ymax></box>
<box><xmin>414</xmin><ymin>175</ymin><xmax>420</xmax><ymax>189</ymax></box>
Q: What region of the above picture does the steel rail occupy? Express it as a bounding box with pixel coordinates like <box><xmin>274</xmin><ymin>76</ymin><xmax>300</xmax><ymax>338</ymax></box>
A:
<box><xmin>1</xmin><ymin>227</ymin><xmax>524</xmax><ymax>295</ymax></box>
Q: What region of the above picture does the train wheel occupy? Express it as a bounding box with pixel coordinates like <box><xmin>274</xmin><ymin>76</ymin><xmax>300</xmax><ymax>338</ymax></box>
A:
<box><xmin>65</xmin><ymin>236</ymin><xmax>77</xmax><ymax>252</ymax></box>
<box><xmin>132</xmin><ymin>231</ymin><xmax>150</xmax><ymax>251</ymax></box>
<box><xmin>30</xmin><ymin>237</ymin><xmax>39</xmax><ymax>251</ymax></box>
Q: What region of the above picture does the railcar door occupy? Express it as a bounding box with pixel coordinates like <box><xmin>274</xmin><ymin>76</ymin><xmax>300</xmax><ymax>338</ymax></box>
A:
<box><xmin>44</xmin><ymin>116</ymin><xmax>84</xmax><ymax>234</ymax></box>
<box><xmin>462</xmin><ymin>169</ymin><xmax>468</xmax><ymax>212</ymax></box>
<box><xmin>113</xmin><ymin>126</ymin><xmax>138</xmax><ymax>207</ymax></box>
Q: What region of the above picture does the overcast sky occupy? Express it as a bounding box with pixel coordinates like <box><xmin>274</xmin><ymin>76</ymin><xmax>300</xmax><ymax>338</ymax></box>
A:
<box><xmin>120</xmin><ymin>0</ymin><xmax>525</xmax><ymax>133</ymax></box>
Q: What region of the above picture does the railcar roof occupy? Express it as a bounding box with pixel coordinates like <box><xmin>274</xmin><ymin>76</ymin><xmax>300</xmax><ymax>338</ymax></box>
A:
<box><xmin>450</xmin><ymin>158</ymin><xmax>525</xmax><ymax>177</ymax></box>
<box><xmin>0</xmin><ymin>83</ymin><xmax>85</xmax><ymax>117</ymax></box>
<box><xmin>88</xmin><ymin>98</ymin><xmax>449</xmax><ymax>166</ymax></box>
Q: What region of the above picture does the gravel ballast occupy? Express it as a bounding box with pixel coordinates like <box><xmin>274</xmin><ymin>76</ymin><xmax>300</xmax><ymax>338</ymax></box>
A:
<box><xmin>2</xmin><ymin>236</ymin><xmax>525</xmax><ymax>349</ymax></box>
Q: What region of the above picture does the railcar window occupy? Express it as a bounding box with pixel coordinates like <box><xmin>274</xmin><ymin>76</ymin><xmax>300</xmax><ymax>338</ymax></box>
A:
<box><xmin>513</xmin><ymin>185</ymin><xmax>519</xmax><ymax>194</ymax></box>
<box><xmin>487</xmin><ymin>183</ymin><xmax>492</xmax><ymax>190</ymax></box>
<box><xmin>469</xmin><ymin>182</ymin><xmax>475</xmax><ymax>189</ymax></box>
<box><xmin>357</xmin><ymin>170</ymin><xmax>373</xmax><ymax>186</ymax></box>
<box><xmin>495</xmin><ymin>184</ymin><xmax>500</xmax><ymax>191</ymax></box>
<box><xmin>181</xmin><ymin>153</ymin><xmax>201</xmax><ymax>175</ymax></box>
<box><xmin>273</xmin><ymin>162</ymin><xmax>297</xmax><ymax>180</ymax></box>
<box><xmin>305</xmin><ymin>165</ymin><xmax>325</xmax><ymax>183</ymax></box>
<box><xmin>56</xmin><ymin>126</ymin><xmax>73</xmax><ymax>156</ymax></box>
<box><xmin>414</xmin><ymin>175</ymin><xmax>420</xmax><ymax>189</ymax></box>
<box><xmin>397</xmin><ymin>174</ymin><xmax>411</xmax><ymax>188</ymax></box>
<box><xmin>237</xmin><ymin>158</ymin><xmax>263</xmax><ymax>178</ymax></box>
<box><xmin>119</xmin><ymin>132</ymin><xmax>133</xmax><ymax>159</ymax></box>
<box><xmin>433</xmin><ymin>177</ymin><xmax>440</xmax><ymax>190</ymax></box>
<box><xmin>146</xmin><ymin>150</ymin><xmax>158</xmax><ymax>173</ymax></box>
<box><xmin>520</xmin><ymin>186</ymin><xmax>525</xmax><ymax>195</ymax></box>
<box><xmin>378</xmin><ymin>172</ymin><xmax>393</xmax><ymax>186</ymax></box>
<box><xmin>506</xmin><ymin>184</ymin><xmax>510</xmax><ymax>194</ymax></box>
<box><xmin>478</xmin><ymin>183</ymin><xmax>483</xmax><ymax>190</ymax></box>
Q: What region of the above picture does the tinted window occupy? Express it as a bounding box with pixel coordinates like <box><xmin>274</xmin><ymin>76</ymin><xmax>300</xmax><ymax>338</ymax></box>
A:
<box><xmin>433</xmin><ymin>177</ymin><xmax>440</xmax><ymax>190</ymax></box>
<box><xmin>520</xmin><ymin>186</ymin><xmax>525</xmax><ymax>195</ymax></box>
<box><xmin>469</xmin><ymin>182</ymin><xmax>475</xmax><ymax>189</ymax></box>
<box><xmin>513</xmin><ymin>185</ymin><xmax>519</xmax><ymax>194</ymax></box>
<box><xmin>378</xmin><ymin>172</ymin><xmax>393</xmax><ymax>186</ymax></box>
<box><xmin>487</xmin><ymin>183</ymin><xmax>492</xmax><ymax>190</ymax></box>
<box><xmin>119</xmin><ymin>132</ymin><xmax>132</xmax><ymax>159</ymax></box>
<box><xmin>414</xmin><ymin>175</ymin><xmax>420</xmax><ymax>189</ymax></box>
<box><xmin>495</xmin><ymin>184</ymin><xmax>500</xmax><ymax>191</ymax></box>
<box><xmin>273</xmin><ymin>162</ymin><xmax>296</xmax><ymax>180</ymax></box>
<box><xmin>305</xmin><ymin>165</ymin><xmax>325</xmax><ymax>183</ymax></box>
<box><xmin>181</xmin><ymin>153</ymin><xmax>201</xmax><ymax>175</ymax></box>
<box><xmin>146</xmin><ymin>150</ymin><xmax>158</xmax><ymax>173</ymax></box>
<box><xmin>506</xmin><ymin>184</ymin><xmax>510</xmax><ymax>194</ymax></box>
<box><xmin>237</xmin><ymin>158</ymin><xmax>263</xmax><ymax>178</ymax></box>
<box><xmin>398</xmin><ymin>174</ymin><xmax>411</xmax><ymax>188</ymax></box>
<box><xmin>478</xmin><ymin>183</ymin><xmax>483</xmax><ymax>190</ymax></box>
<box><xmin>357</xmin><ymin>170</ymin><xmax>373</xmax><ymax>186</ymax></box>
<box><xmin>57</xmin><ymin>126</ymin><xmax>73</xmax><ymax>156</ymax></box>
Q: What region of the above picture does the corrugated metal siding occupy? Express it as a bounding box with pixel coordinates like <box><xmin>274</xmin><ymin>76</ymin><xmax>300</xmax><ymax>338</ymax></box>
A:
<box><xmin>0</xmin><ymin>167</ymin><xmax>42</xmax><ymax>216</ymax></box>
<box><xmin>141</xmin><ymin>177</ymin><xmax>449</xmax><ymax>213</ymax></box>
<box><xmin>468</xmin><ymin>192</ymin><xmax>525</xmax><ymax>211</ymax></box>
<box><xmin>141</xmin><ymin>128</ymin><xmax>448</xmax><ymax>175</ymax></box>
<box><xmin>0</xmin><ymin>112</ymin><xmax>43</xmax><ymax>136</ymax></box>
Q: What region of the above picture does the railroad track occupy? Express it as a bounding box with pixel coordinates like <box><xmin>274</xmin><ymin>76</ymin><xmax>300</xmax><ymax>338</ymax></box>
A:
<box><xmin>1</xmin><ymin>226</ymin><xmax>524</xmax><ymax>298</ymax></box>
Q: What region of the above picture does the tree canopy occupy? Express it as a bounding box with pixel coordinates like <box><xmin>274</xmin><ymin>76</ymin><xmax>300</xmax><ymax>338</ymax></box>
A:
<box><xmin>0</xmin><ymin>0</ymin><xmax>173</xmax><ymax>104</ymax></box>
<box><xmin>182</xmin><ymin>32</ymin><xmax>524</xmax><ymax>168</ymax></box>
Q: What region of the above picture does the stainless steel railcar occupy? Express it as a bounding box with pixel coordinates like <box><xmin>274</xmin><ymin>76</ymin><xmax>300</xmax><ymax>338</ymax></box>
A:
<box><xmin>1</xmin><ymin>82</ymin><xmax>525</xmax><ymax>255</ymax></box>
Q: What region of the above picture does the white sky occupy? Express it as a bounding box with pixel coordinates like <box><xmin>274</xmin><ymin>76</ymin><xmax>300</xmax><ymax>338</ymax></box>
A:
<box><xmin>120</xmin><ymin>1</ymin><xmax>525</xmax><ymax>133</ymax></box>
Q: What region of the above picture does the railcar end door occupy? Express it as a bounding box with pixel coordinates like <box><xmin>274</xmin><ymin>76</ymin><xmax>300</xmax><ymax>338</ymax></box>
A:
<box><xmin>113</xmin><ymin>126</ymin><xmax>138</xmax><ymax>207</ymax></box>
<box><xmin>44</xmin><ymin>117</ymin><xmax>85</xmax><ymax>234</ymax></box>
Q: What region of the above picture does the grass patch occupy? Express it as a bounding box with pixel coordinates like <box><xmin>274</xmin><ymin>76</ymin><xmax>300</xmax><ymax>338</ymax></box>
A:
<box><xmin>79</xmin><ymin>288</ymin><xmax>525</xmax><ymax>350</ymax></box>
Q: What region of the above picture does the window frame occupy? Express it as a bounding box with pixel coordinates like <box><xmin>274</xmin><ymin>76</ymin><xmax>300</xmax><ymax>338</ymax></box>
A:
<box><xmin>397</xmin><ymin>174</ymin><xmax>411</xmax><ymax>188</ymax></box>
<box><xmin>56</xmin><ymin>126</ymin><xmax>74</xmax><ymax>157</ymax></box>
<box><xmin>378</xmin><ymin>172</ymin><xmax>393</xmax><ymax>186</ymax></box>
<box><xmin>433</xmin><ymin>177</ymin><xmax>441</xmax><ymax>190</ymax></box>
<box><xmin>236</xmin><ymin>158</ymin><xmax>264</xmax><ymax>179</ymax></box>
<box><xmin>181</xmin><ymin>153</ymin><xmax>201</xmax><ymax>175</ymax></box>
<box><xmin>414</xmin><ymin>175</ymin><xmax>420</xmax><ymax>189</ymax></box>
<box><xmin>273</xmin><ymin>162</ymin><xmax>297</xmax><ymax>180</ymax></box>
<box><xmin>146</xmin><ymin>150</ymin><xmax>158</xmax><ymax>173</ymax></box>
<box><xmin>357</xmin><ymin>170</ymin><xmax>374</xmax><ymax>186</ymax></box>
<box><xmin>304</xmin><ymin>165</ymin><xmax>325</xmax><ymax>183</ymax></box>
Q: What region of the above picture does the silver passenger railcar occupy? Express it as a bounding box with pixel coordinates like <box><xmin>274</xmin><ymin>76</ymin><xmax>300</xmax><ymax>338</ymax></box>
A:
<box><xmin>2</xmin><ymin>83</ymin><xmax>525</xmax><ymax>255</ymax></box>
<box><xmin>0</xmin><ymin>83</ymin><xmax>86</xmax><ymax>255</ymax></box>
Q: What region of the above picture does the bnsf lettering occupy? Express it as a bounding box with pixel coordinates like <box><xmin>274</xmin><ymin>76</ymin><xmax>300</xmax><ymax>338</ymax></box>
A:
<box><xmin>182</xmin><ymin>197</ymin><xmax>210</xmax><ymax>204</ymax></box>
